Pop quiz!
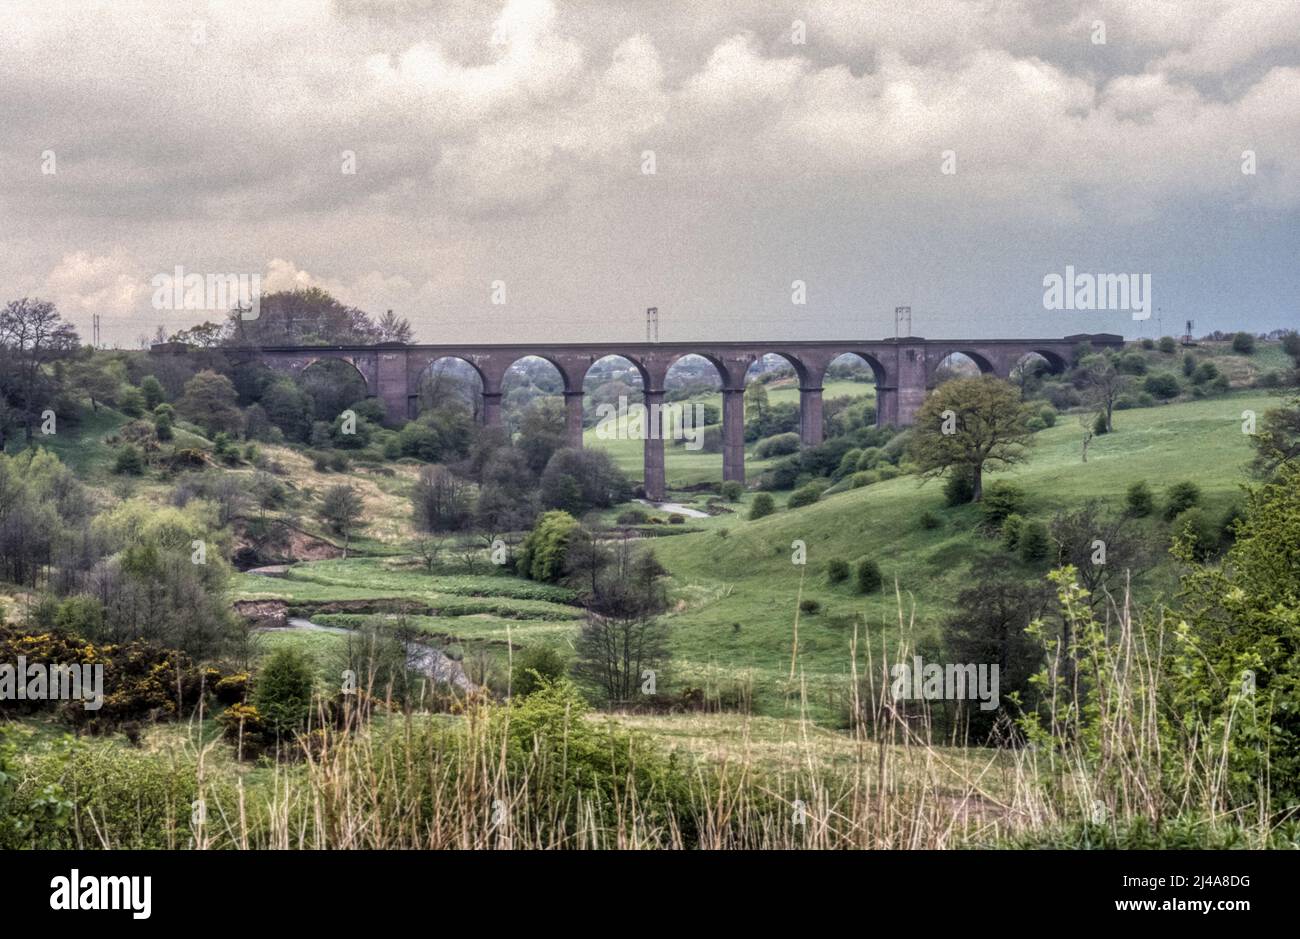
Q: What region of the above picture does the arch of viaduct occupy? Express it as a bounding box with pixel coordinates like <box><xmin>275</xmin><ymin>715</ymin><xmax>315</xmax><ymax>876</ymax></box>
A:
<box><xmin>158</xmin><ymin>334</ymin><xmax>1122</xmax><ymax>501</ymax></box>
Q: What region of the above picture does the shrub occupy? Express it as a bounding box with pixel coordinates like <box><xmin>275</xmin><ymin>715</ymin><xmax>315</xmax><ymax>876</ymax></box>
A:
<box><xmin>1001</xmin><ymin>513</ymin><xmax>1025</xmax><ymax>551</ymax></box>
<box><xmin>856</xmin><ymin>558</ymin><xmax>882</xmax><ymax>594</ymax></box>
<box><xmin>850</xmin><ymin>471</ymin><xmax>875</xmax><ymax>488</ymax></box>
<box><xmin>919</xmin><ymin>511</ymin><xmax>941</xmax><ymax>530</ymax></box>
<box><xmin>616</xmin><ymin>508</ymin><xmax>650</xmax><ymax>525</ymax></box>
<box><xmin>760</xmin><ymin>458</ymin><xmax>801</xmax><ymax>491</ymax></box>
<box><xmin>798</xmin><ymin>598</ymin><xmax>820</xmax><ymax>615</ymax></box>
<box><xmin>1126</xmin><ymin>480</ymin><xmax>1154</xmax><ymax>517</ymax></box>
<box><xmin>1157</xmin><ymin>336</ymin><xmax>1177</xmax><ymax>354</ymax></box>
<box><xmin>1038</xmin><ymin>406</ymin><xmax>1057</xmax><ymax>427</ymax></box>
<box><xmin>981</xmin><ymin>481</ymin><xmax>1025</xmax><ymax>528</ymax></box>
<box><xmin>668</xmin><ymin>514</ymin><xmax>686</xmax><ymax>524</ymax></box>
<box><xmin>252</xmin><ymin>648</ymin><xmax>316</xmax><ymax>739</ymax></box>
<box><xmin>112</xmin><ymin>445</ymin><xmax>145</xmax><ymax>475</ymax></box>
<box><xmin>1192</xmin><ymin>361</ymin><xmax>1218</xmax><ymax>384</ymax></box>
<box><xmin>1172</xmin><ymin>507</ymin><xmax>1219</xmax><ymax>561</ymax></box>
<box><xmin>516</xmin><ymin>511</ymin><xmax>579</xmax><ymax>583</ymax></box>
<box><xmin>754</xmin><ymin>432</ymin><xmax>800</xmax><ymax>459</ymax></box>
<box><xmin>1018</xmin><ymin>520</ymin><xmax>1049</xmax><ymax>562</ymax></box>
<box><xmin>1182</xmin><ymin>354</ymin><xmax>1197</xmax><ymax>377</ymax></box>
<box><xmin>826</xmin><ymin>558</ymin><xmax>850</xmax><ymax>583</ymax></box>
<box><xmin>1145</xmin><ymin>373</ymin><xmax>1181</xmax><ymax>399</ymax></box>
<box><xmin>1163</xmin><ymin>481</ymin><xmax>1201</xmax><ymax>521</ymax></box>
<box><xmin>1140</xmin><ymin>338</ymin><xmax>1155</xmax><ymax>350</ymax></box>
<box><xmin>719</xmin><ymin>480</ymin><xmax>743</xmax><ymax>502</ymax></box>
<box><xmin>511</xmin><ymin>645</ymin><xmax>567</xmax><ymax>698</ymax></box>
<box><xmin>1093</xmin><ymin>411</ymin><xmax>1109</xmax><ymax>435</ymax></box>
<box><xmin>748</xmin><ymin>493</ymin><xmax>775</xmax><ymax>520</ymax></box>
<box><xmin>943</xmin><ymin>470</ymin><xmax>975</xmax><ymax>506</ymax></box>
<box><xmin>786</xmin><ymin>483</ymin><xmax>823</xmax><ymax>509</ymax></box>
<box><xmin>1232</xmin><ymin>331</ymin><xmax>1256</xmax><ymax>355</ymax></box>
<box><xmin>856</xmin><ymin>447</ymin><xmax>882</xmax><ymax>471</ymax></box>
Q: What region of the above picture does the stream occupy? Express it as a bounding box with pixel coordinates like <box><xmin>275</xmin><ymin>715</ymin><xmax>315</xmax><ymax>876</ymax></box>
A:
<box><xmin>255</xmin><ymin>617</ymin><xmax>477</xmax><ymax>693</ymax></box>
<box><xmin>635</xmin><ymin>498</ymin><xmax>710</xmax><ymax>519</ymax></box>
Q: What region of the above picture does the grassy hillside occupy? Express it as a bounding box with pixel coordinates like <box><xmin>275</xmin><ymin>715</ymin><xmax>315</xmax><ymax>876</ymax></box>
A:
<box><xmin>645</xmin><ymin>389</ymin><xmax>1281</xmax><ymax>718</ymax></box>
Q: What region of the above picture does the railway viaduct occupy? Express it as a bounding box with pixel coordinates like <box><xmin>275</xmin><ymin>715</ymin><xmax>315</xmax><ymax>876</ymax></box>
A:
<box><xmin>154</xmin><ymin>334</ymin><xmax>1123</xmax><ymax>501</ymax></box>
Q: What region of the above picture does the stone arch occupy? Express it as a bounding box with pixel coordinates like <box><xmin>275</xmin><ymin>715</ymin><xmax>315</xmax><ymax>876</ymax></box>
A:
<box><xmin>412</xmin><ymin>355</ymin><xmax>485</xmax><ymax>421</ymax></box>
<box><xmin>928</xmin><ymin>349</ymin><xmax>996</xmax><ymax>385</ymax></box>
<box><xmin>1026</xmin><ymin>348</ymin><xmax>1069</xmax><ymax>374</ymax></box>
<box><xmin>292</xmin><ymin>353</ymin><xmax>372</xmax><ymax>393</ymax></box>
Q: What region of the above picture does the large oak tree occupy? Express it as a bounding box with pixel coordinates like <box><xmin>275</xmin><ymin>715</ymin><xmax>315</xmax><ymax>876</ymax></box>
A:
<box><xmin>908</xmin><ymin>375</ymin><xmax>1034</xmax><ymax>502</ymax></box>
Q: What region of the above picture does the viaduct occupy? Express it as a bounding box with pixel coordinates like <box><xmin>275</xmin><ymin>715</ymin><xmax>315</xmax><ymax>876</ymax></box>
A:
<box><xmin>154</xmin><ymin>334</ymin><xmax>1123</xmax><ymax>501</ymax></box>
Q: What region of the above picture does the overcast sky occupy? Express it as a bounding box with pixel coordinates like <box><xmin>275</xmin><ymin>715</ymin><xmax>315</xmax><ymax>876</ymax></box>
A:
<box><xmin>2</xmin><ymin>0</ymin><xmax>1297</xmax><ymax>347</ymax></box>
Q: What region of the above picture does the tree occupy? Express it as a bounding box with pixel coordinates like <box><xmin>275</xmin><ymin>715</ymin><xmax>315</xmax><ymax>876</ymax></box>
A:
<box><xmin>516</xmin><ymin>399</ymin><xmax>568</xmax><ymax>475</ymax></box>
<box><xmin>376</xmin><ymin>310</ymin><xmax>413</xmax><ymax>343</ymax></box>
<box><xmin>319</xmin><ymin>483</ymin><xmax>365</xmax><ymax>557</ymax></box>
<box><xmin>516</xmin><ymin>510</ymin><xmax>578</xmax><ymax>583</ymax></box>
<box><xmin>475</xmin><ymin>448</ymin><xmax>537</xmax><ymax>532</ymax></box>
<box><xmin>0</xmin><ymin>298</ymin><xmax>79</xmax><ymax>442</ymax></box>
<box><xmin>178</xmin><ymin>370</ymin><xmax>243</xmax><ymax>438</ymax></box>
<box><xmin>1172</xmin><ymin>462</ymin><xmax>1300</xmax><ymax>805</ymax></box>
<box><xmin>67</xmin><ymin>353</ymin><xmax>121</xmax><ymax>413</ymax></box>
<box><xmin>570</xmin><ymin>538</ymin><xmax>670</xmax><ymax>706</ymax></box>
<box><xmin>1077</xmin><ymin>353</ymin><xmax>1127</xmax><ymax>432</ymax></box>
<box><xmin>412</xmin><ymin>464</ymin><xmax>473</xmax><ymax>532</ymax></box>
<box><xmin>1250</xmin><ymin>395</ymin><xmax>1300</xmax><ymax>477</ymax></box>
<box><xmin>908</xmin><ymin>376</ymin><xmax>1033</xmax><ymax>502</ymax></box>
<box><xmin>139</xmin><ymin>375</ymin><xmax>165</xmax><ymax>410</ymax></box>
<box><xmin>253</xmin><ymin>647</ymin><xmax>316</xmax><ymax>739</ymax></box>
<box><xmin>1231</xmin><ymin>331</ymin><xmax>1256</xmax><ymax>355</ymax></box>
<box><xmin>1048</xmin><ymin>500</ymin><xmax>1151</xmax><ymax>606</ymax></box>
<box><xmin>942</xmin><ymin>574</ymin><xmax>1049</xmax><ymax>738</ymax></box>
<box><xmin>539</xmin><ymin>448</ymin><xmax>630</xmax><ymax>513</ymax></box>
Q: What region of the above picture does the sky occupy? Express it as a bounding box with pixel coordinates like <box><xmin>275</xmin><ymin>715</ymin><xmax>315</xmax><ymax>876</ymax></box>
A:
<box><xmin>1</xmin><ymin>0</ymin><xmax>1297</xmax><ymax>347</ymax></box>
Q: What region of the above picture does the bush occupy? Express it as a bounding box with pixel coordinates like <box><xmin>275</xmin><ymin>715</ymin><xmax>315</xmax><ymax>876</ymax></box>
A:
<box><xmin>1232</xmin><ymin>331</ymin><xmax>1256</xmax><ymax>355</ymax></box>
<box><xmin>1182</xmin><ymin>354</ymin><xmax>1197</xmax><ymax>377</ymax></box>
<box><xmin>850</xmin><ymin>471</ymin><xmax>875</xmax><ymax>488</ymax></box>
<box><xmin>981</xmin><ymin>481</ymin><xmax>1025</xmax><ymax>528</ymax></box>
<box><xmin>754</xmin><ymin>432</ymin><xmax>801</xmax><ymax>458</ymax></box>
<box><xmin>1140</xmin><ymin>338</ymin><xmax>1155</xmax><ymax>350</ymax></box>
<box><xmin>856</xmin><ymin>558</ymin><xmax>882</xmax><ymax>594</ymax></box>
<box><xmin>1126</xmin><ymin>480</ymin><xmax>1154</xmax><ymax>517</ymax></box>
<box><xmin>943</xmin><ymin>471</ymin><xmax>975</xmax><ymax>506</ymax></box>
<box><xmin>668</xmin><ymin>514</ymin><xmax>686</xmax><ymax>525</ymax></box>
<box><xmin>760</xmin><ymin>458</ymin><xmax>801</xmax><ymax>491</ymax></box>
<box><xmin>856</xmin><ymin>447</ymin><xmax>882</xmax><ymax>471</ymax></box>
<box><xmin>1093</xmin><ymin>411</ymin><xmax>1109</xmax><ymax>435</ymax></box>
<box><xmin>748</xmin><ymin>493</ymin><xmax>775</xmax><ymax>520</ymax></box>
<box><xmin>1038</xmin><ymin>406</ymin><xmax>1057</xmax><ymax>427</ymax></box>
<box><xmin>511</xmin><ymin>645</ymin><xmax>567</xmax><ymax>699</ymax></box>
<box><xmin>112</xmin><ymin>445</ymin><xmax>145</xmax><ymax>475</ymax></box>
<box><xmin>1145</xmin><ymin>373</ymin><xmax>1181</xmax><ymax>399</ymax></box>
<box><xmin>1192</xmin><ymin>361</ymin><xmax>1219</xmax><ymax>384</ymax></box>
<box><xmin>786</xmin><ymin>483</ymin><xmax>823</xmax><ymax>509</ymax></box>
<box><xmin>616</xmin><ymin>508</ymin><xmax>650</xmax><ymax>525</ymax></box>
<box><xmin>798</xmin><ymin>598</ymin><xmax>820</xmax><ymax>615</ymax></box>
<box><xmin>1157</xmin><ymin>336</ymin><xmax>1177</xmax><ymax>354</ymax></box>
<box><xmin>252</xmin><ymin>648</ymin><xmax>316</xmax><ymax>738</ymax></box>
<box><xmin>1163</xmin><ymin>481</ymin><xmax>1201</xmax><ymax>521</ymax></box>
<box><xmin>919</xmin><ymin>511</ymin><xmax>941</xmax><ymax>530</ymax></box>
<box><xmin>516</xmin><ymin>511</ymin><xmax>579</xmax><ymax>583</ymax></box>
<box><xmin>1018</xmin><ymin>520</ymin><xmax>1049</xmax><ymax>562</ymax></box>
<box><xmin>826</xmin><ymin>558</ymin><xmax>850</xmax><ymax>584</ymax></box>
<box><xmin>1001</xmin><ymin>513</ymin><xmax>1025</xmax><ymax>551</ymax></box>
<box><xmin>719</xmin><ymin>480</ymin><xmax>744</xmax><ymax>502</ymax></box>
<box><xmin>1172</xmin><ymin>507</ymin><xmax>1220</xmax><ymax>560</ymax></box>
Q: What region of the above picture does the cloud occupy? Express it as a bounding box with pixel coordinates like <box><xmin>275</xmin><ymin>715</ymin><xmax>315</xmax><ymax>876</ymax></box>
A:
<box><xmin>43</xmin><ymin>251</ymin><xmax>144</xmax><ymax>317</ymax></box>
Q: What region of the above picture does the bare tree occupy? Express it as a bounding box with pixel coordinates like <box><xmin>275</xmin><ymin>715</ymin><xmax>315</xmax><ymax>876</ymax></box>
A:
<box><xmin>0</xmin><ymin>298</ymin><xmax>79</xmax><ymax>442</ymax></box>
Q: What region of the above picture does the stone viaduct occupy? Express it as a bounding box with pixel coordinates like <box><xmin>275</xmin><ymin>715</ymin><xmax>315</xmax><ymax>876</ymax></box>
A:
<box><xmin>155</xmin><ymin>334</ymin><xmax>1122</xmax><ymax>501</ymax></box>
